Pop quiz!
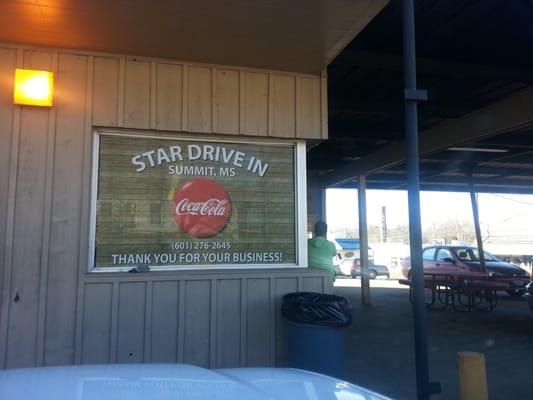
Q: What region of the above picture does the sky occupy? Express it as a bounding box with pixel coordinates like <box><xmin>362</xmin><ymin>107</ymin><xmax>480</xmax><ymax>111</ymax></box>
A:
<box><xmin>326</xmin><ymin>189</ymin><xmax>533</xmax><ymax>241</ymax></box>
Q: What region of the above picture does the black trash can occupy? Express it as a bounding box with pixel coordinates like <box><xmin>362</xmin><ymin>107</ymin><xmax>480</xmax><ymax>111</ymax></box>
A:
<box><xmin>281</xmin><ymin>292</ymin><xmax>352</xmax><ymax>379</ymax></box>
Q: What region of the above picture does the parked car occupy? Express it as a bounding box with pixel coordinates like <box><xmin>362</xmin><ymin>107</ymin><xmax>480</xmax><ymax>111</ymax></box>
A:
<box><xmin>351</xmin><ymin>260</ymin><xmax>390</xmax><ymax>279</ymax></box>
<box><xmin>0</xmin><ymin>364</ymin><xmax>392</xmax><ymax>400</ymax></box>
<box><xmin>401</xmin><ymin>245</ymin><xmax>531</xmax><ymax>296</ymax></box>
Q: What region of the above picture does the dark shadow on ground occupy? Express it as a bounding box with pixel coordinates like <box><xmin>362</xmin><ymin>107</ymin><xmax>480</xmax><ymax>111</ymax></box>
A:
<box><xmin>335</xmin><ymin>283</ymin><xmax>533</xmax><ymax>400</ymax></box>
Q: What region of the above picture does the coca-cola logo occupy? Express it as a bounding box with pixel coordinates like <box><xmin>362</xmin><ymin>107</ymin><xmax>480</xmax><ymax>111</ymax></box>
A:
<box><xmin>175</xmin><ymin>198</ymin><xmax>229</xmax><ymax>217</ymax></box>
<box><xmin>172</xmin><ymin>178</ymin><xmax>232</xmax><ymax>238</ymax></box>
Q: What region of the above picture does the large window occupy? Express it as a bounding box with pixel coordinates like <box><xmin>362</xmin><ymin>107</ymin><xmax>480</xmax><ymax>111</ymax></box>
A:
<box><xmin>90</xmin><ymin>132</ymin><xmax>305</xmax><ymax>271</ymax></box>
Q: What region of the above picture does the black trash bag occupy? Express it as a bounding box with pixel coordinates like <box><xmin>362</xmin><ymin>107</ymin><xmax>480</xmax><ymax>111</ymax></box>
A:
<box><xmin>281</xmin><ymin>292</ymin><xmax>352</xmax><ymax>327</ymax></box>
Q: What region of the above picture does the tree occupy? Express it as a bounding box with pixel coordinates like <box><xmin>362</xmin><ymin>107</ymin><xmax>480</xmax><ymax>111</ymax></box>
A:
<box><xmin>330</xmin><ymin>218</ymin><xmax>475</xmax><ymax>246</ymax></box>
<box><xmin>422</xmin><ymin>219</ymin><xmax>475</xmax><ymax>244</ymax></box>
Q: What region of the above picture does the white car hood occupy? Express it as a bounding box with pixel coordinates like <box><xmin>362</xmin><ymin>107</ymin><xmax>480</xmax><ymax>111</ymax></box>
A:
<box><xmin>0</xmin><ymin>364</ymin><xmax>391</xmax><ymax>400</ymax></box>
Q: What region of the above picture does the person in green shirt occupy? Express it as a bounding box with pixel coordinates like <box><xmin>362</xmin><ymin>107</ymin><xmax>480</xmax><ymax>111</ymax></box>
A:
<box><xmin>308</xmin><ymin>221</ymin><xmax>337</xmax><ymax>287</ymax></box>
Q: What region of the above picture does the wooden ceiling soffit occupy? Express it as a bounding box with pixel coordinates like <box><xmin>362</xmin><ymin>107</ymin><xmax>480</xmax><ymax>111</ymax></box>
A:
<box><xmin>0</xmin><ymin>0</ymin><xmax>388</xmax><ymax>73</ymax></box>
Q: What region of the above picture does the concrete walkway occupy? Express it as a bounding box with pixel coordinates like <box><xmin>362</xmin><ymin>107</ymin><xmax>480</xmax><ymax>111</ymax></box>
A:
<box><xmin>335</xmin><ymin>278</ymin><xmax>533</xmax><ymax>400</ymax></box>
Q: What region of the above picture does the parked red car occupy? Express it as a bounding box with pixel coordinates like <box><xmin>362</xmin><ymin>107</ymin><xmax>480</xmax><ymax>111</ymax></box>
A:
<box><xmin>401</xmin><ymin>245</ymin><xmax>531</xmax><ymax>296</ymax></box>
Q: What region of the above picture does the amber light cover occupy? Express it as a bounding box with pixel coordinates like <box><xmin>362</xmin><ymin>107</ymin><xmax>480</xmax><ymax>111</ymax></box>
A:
<box><xmin>13</xmin><ymin>69</ymin><xmax>54</xmax><ymax>107</ymax></box>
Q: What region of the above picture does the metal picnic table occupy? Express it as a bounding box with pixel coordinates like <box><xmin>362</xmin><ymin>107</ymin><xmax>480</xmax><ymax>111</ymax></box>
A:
<box><xmin>400</xmin><ymin>269</ymin><xmax>510</xmax><ymax>312</ymax></box>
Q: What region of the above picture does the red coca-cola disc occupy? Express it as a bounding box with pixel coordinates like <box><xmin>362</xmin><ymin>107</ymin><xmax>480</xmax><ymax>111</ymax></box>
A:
<box><xmin>172</xmin><ymin>178</ymin><xmax>232</xmax><ymax>238</ymax></box>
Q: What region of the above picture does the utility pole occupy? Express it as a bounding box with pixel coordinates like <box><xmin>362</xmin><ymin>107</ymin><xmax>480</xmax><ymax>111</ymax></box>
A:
<box><xmin>453</xmin><ymin>210</ymin><xmax>461</xmax><ymax>243</ymax></box>
<box><xmin>381</xmin><ymin>206</ymin><xmax>388</xmax><ymax>243</ymax></box>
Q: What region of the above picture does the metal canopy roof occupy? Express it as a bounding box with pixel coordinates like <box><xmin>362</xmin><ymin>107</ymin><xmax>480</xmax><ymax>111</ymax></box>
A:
<box><xmin>0</xmin><ymin>0</ymin><xmax>386</xmax><ymax>74</ymax></box>
<box><xmin>334</xmin><ymin>238</ymin><xmax>361</xmax><ymax>250</ymax></box>
<box><xmin>309</xmin><ymin>0</ymin><xmax>533</xmax><ymax>193</ymax></box>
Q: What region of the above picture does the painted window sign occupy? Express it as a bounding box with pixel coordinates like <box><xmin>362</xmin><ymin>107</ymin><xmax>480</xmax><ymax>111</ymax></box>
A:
<box><xmin>92</xmin><ymin>133</ymin><xmax>297</xmax><ymax>270</ymax></box>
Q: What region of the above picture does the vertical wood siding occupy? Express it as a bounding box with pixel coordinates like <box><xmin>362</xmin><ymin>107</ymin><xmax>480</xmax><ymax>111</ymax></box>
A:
<box><xmin>81</xmin><ymin>283</ymin><xmax>113</xmax><ymax>364</ymax></box>
<box><xmin>92</xmin><ymin>57</ymin><xmax>119</xmax><ymax>127</ymax></box>
<box><xmin>6</xmin><ymin>50</ymin><xmax>53</xmax><ymax>368</ymax></box>
<box><xmin>123</xmin><ymin>60</ymin><xmax>151</xmax><ymax>129</ymax></box>
<box><xmin>0</xmin><ymin>47</ymin><xmax>17</xmax><ymax>370</ymax></box>
<box><xmin>44</xmin><ymin>53</ymin><xmax>87</xmax><ymax>366</ymax></box>
<box><xmin>156</xmin><ymin>63</ymin><xmax>183</xmax><ymax>132</ymax></box>
<box><xmin>86</xmin><ymin>50</ymin><xmax>327</xmax><ymax>139</ymax></box>
<box><xmin>77</xmin><ymin>273</ymin><xmax>328</xmax><ymax>369</ymax></box>
<box><xmin>270</xmin><ymin>75</ymin><xmax>297</xmax><ymax>138</ymax></box>
<box><xmin>215</xmin><ymin>69</ymin><xmax>240</xmax><ymax>135</ymax></box>
<box><xmin>0</xmin><ymin>44</ymin><xmax>329</xmax><ymax>370</ymax></box>
<box><xmin>215</xmin><ymin>279</ymin><xmax>241</xmax><ymax>367</ymax></box>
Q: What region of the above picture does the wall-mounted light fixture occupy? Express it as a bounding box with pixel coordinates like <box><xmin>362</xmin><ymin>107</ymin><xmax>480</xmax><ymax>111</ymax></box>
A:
<box><xmin>13</xmin><ymin>69</ymin><xmax>54</xmax><ymax>107</ymax></box>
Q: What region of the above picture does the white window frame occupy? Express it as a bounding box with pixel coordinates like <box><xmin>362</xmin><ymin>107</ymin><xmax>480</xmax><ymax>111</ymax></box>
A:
<box><xmin>88</xmin><ymin>129</ymin><xmax>307</xmax><ymax>272</ymax></box>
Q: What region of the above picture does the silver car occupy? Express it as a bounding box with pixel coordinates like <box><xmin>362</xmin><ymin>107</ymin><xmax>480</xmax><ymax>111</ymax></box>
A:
<box><xmin>0</xmin><ymin>364</ymin><xmax>392</xmax><ymax>400</ymax></box>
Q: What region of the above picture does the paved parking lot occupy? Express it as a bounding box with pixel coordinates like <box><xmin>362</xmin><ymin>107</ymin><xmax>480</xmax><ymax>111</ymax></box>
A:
<box><xmin>334</xmin><ymin>277</ymin><xmax>533</xmax><ymax>400</ymax></box>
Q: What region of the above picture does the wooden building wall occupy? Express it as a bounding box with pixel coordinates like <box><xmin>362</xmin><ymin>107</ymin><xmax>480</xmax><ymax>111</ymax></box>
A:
<box><xmin>0</xmin><ymin>44</ymin><xmax>329</xmax><ymax>369</ymax></box>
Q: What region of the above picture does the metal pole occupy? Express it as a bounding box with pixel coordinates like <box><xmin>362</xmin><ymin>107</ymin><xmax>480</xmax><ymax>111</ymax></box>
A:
<box><xmin>320</xmin><ymin>186</ymin><xmax>327</xmax><ymax>222</ymax></box>
<box><xmin>358</xmin><ymin>175</ymin><xmax>371</xmax><ymax>305</ymax></box>
<box><xmin>402</xmin><ymin>0</ymin><xmax>440</xmax><ymax>398</ymax></box>
<box><xmin>469</xmin><ymin>182</ymin><xmax>487</xmax><ymax>273</ymax></box>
